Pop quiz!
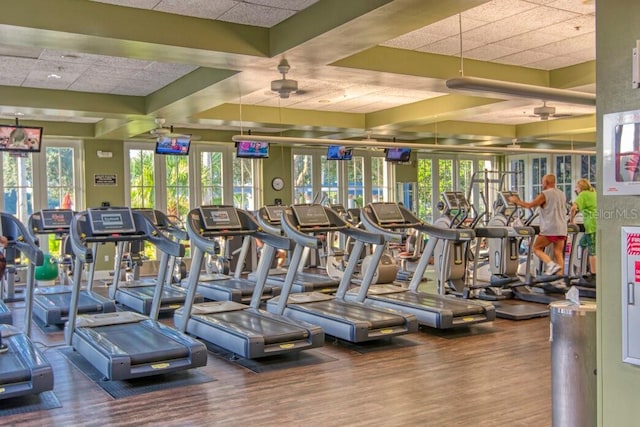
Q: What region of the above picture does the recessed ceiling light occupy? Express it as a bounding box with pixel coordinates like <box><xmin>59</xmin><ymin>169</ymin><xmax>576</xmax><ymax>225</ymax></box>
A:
<box><xmin>60</xmin><ymin>54</ymin><xmax>79</xmax><ymax>59</ymax></box>
<box><xmin>14</xmin><ymin>112</ymin><xmax>24</xmax><ymax>116</ymax></box>
<box><xmin>318</xmin><ymin>99</ymin><xmax>331</xmax><ymax>104</ymax></box>
<box><xmin>47</xmin><ymin>73</ymin><xmax>62</xmax><ymax>79</ymax></box>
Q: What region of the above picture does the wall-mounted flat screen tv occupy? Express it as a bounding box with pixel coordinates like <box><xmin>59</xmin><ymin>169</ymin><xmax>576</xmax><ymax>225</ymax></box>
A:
<box><xmin>236</xmin><ymin>141</ymin><xmax>269</xmax><ymax>158</ymax></box>
<box><xmin>326</xmin><ymin>145</ymin><xmax>352</xmax><ymax>160</ymax></box>
<box><xmin>0</xmin><ymin>125</ymin><xmax>43</xmax><ymax>152</ymax></box>
<box><xmin>384</xmin><ymin>147</ymin><xmax>411</xmax><ymax>162</ymax></box>
<box><xmin>155</xmin><ymin>136</ymin><xmax>191</xmax><ymax>155</ymax></box>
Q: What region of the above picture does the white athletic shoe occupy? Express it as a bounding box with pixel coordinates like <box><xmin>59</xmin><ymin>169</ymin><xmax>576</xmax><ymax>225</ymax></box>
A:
<box><xmin>544</xmin><ymin>262</ymin><xmax>561</xmax><ymax>276</ymax></box>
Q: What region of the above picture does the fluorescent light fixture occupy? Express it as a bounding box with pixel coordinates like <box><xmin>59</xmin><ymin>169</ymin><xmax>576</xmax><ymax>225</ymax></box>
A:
<box><xmin>231</xmin><ymin>135</ymin><xmax>595</xmax><ymax>155</ymax></box>
<box><xmin>446</xmin><ymin>77</ymin><xmax>596</xmax><ymax>106</ymax></box>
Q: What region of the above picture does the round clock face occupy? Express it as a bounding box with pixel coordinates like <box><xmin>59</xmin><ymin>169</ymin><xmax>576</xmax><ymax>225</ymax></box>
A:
<box><xmin>272</xmin><ymin>177</ymin><xmax>285</xmax><ymax>191</ymax></box>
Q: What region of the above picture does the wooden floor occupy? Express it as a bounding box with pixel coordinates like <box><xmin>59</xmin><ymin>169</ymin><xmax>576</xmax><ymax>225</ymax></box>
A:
<box><xmin>2</xmin><ymin>293</ymin><xmax>552</xmax><ymax>427</ymax></box>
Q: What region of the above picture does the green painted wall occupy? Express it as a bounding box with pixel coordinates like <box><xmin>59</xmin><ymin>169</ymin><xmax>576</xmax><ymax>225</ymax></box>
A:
<box><xmin>83</xmin><ymin>139</ymin><xmax>125</xmax><ymax>271</ymax></box>
<box><xmin>262</xmin><ymin>145</ymin><xmax>292</xmax><ymax>206</ymax></box>
<box><xmin>597</xmin><ymin>2</ymin><xmax>640</xmax><ymax>425</ymax></box>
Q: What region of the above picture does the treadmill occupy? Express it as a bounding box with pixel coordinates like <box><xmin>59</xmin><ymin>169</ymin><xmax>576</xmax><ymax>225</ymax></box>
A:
<box><xmin>249</xmin><ymin>205</ymin><xmax>339</xmax><ymax>293</ymax></box>
<box><xmin>179</xmin><ymin>213</ymin><xmax>281</xmax><ymax>304</ymax></box>
<box><xmin>0</xmin><ymin>212</ymin><xmax>54</xmax><ymax>399</ymax></box>
<box><xmin>110</xmin><ymin>208</ymin><xmax>203</xmax><ymax>315</ymax></box>
<box><xmin>267</xmin><ymin>204</ymin><xmax>418</xmax><ymax>343</ymax></box>
<box><xmin>174</xmin><ymin>205</ymin><xmax>323</xmax><ymax>359</ymax></box>
<box><xmin>29</xmin><ymin>209</ymin><xmax>116</xmax><ymax>327</ymax></box>
<box><xmin>65</xmin><ymin>207</ymin><xmax>207</xmax><ymax>380</ymax></box>
<box><xmin>347</xmin><ymin>202</ymin><xmax>495</xmax><ymax>329</ymax></box>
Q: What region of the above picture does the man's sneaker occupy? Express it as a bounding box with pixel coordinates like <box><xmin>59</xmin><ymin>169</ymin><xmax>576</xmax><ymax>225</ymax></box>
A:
<box><xmin>544</xmin><ymin>262</ymin><xmax>561</xmax><ymax>276</ymax></box>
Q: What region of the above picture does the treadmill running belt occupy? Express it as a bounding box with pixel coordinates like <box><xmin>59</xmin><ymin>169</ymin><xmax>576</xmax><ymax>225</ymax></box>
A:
<box><xmin>291</xmin><ymin>300</ymin><xmax>403</xmax><ymax>328</ymax></box>
<box><xmin>119</xmin><ymin>286</ymin><xmax>186</xmax><ymax>301</ymax></box>
<box><xmin>202</xmin><ymin>279</ymin><xmax>267</xmax><ymax>295</ymax></box>
<box><xmin>35</xmin><ymin>293</ymin><xmax>105</xmax><ymax>314</ymax></box>
<box><xmin>90</xmin><ymin>323</ymin><xmax>189</xmax><ymax>365</ymax></box>
<box><xmin>373</xmin><ymin>293</ymin><xmax>486</xmax><ymax>316</ymax></box>
<box><xmin>197</xmin><ymin>311</ymin><xmax>308</xmax><ymax>344</ymax></box>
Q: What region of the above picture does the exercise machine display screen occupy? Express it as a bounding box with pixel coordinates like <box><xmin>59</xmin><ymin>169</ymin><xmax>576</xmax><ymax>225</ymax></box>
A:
<box><xmin>88</xmin><ymin>207</ymin><xmax>136</xmax><ymax>235</ymax></box>
<box><xmin>291</xmin><ymin>204</ymin><xmax>331</xmax><ymax>227</ymax></box>
<box><xmin>134</xmin><ymin>208</ymin><xmax>158</xmax><ymax>226</ymax></box>
<box><xmin>40</xmin><ymin>209</ymin><xmax>74</xmax><ymax>230</ymax></box>
<box><xmin>499</xmin><ymin>191</ymin><xmax>518</xmax><ymax>208</ymax></box>
<box><xmin>370</xmin><ymin>202</ymin><xmax>404</xmax><ymax>224</ymax></box>
<box><xmin>330</xmin><ymin>204</ymin><xmax>346</xmax><ymax>216</ymax></box>
<box><xmin>264</xmin><ymin>205</ymin><xmax>285</xmax><ymax>223</ymax></box>
<box><xmin>199</xmin><ymin>205</ymin><xmax>242</xmax><ymax>230</ymax></box>
<box><xmin>442</xmin><ymin>192</ymin><xmax>460</xmax><ymax>209</ymax></box>
<box><xmin>454</xmin><ymin>192</ymin><xmax>471</xmax><ymax>210</ymax></box>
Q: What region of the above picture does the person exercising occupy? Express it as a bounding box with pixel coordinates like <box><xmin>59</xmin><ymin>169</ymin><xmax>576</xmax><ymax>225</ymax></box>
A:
<box><xmin>508</xmin><ymin>174</ymin><xmax>568</xmax><ymax>276</ymax></box>
<box><xmin>570</xmin><ymin>178</ymin><xmax>597</xmax><ymax>276</ymax></box>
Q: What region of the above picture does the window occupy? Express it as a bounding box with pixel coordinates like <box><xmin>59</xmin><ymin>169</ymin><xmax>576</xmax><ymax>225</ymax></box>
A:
<box><xmin>532</xmin><ymin>157</ymin><xmax>548</xmax><ymax>197</ymax></box>
<box><xmin>438</xmin><ymin>159</ymin><xmax>453</xmax><ymax>195</ymax></box>
<box><xmin>417</xmin><ymin>158</ymin><xmax>433</xmax><ymax>222</ymax></box>
<box><xmin>371</xmin><ymin>156</ymin><xmax>390</xmax><ymax>203</ymax></box>
<box><xmin>129</xmin><ymin>148</ymin><xmax>155</xmax><ymax>208</ymax></box>
<box><xmin>2</xmin><ymin>154</ymin><xmax>34</xmax><ymax>223</ymax></box>
<box><xmin>233</xmin><ymin>156</ymin><xmax>257</xmax><ymax>210</ymax></box>
<box><xmin>509</xmin><ymin>159</ymin><xmax>525</xmax><ymax>197</ymax></box>
<box><xmin>293</xmin><ymin>153</ymin><xmax>313</xmax><ymax>204</ymax></box>
<box><xmin>347</xmin><ymin>155</ymin><xmax>365</xmax><ymax>208</ymax></box>
<box><xmin>320</xmin><ymin>154</ymin><xmax>339</xmax><ymax>206</ymax></box>
<box><xmin>556</xmin><ymin>155</ymin><xmax>572</xmax><ymax>202</ymax></box>
<box><xmin>200</xmin><ymin>151</ymin><xmax>224</xmax><ymax>205</ymax></box>
<box><xmin>581</xmin><ymin>154</ymin><xmax>597</xmax><ymax>187</ymax></box>
<box><xmin>165</xmin><ymin>155</ymin><xmax>190</xmax><ymax>219</ymax></box>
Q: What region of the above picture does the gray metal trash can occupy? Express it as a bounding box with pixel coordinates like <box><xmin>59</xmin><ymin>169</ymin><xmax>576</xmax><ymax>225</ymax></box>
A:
<box><xmin>550</xmin><ymin>300</ymin><xmax>597</xmax><ymax>427</ymax></box>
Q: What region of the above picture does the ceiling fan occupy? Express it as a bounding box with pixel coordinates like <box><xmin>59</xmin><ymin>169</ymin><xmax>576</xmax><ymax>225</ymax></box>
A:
<box><xmin>147</xmin><ymin>118</ymin><xmax>200</xmax><ymax>140</ymax></box>
<box><xmin>530</xmin><ymin>102</ymin><xmax>573</xmax><ymax>121</ymax></box>
<box><xmin>270</xmin><ymin>59</ymin><xmax>300</xmax><ymax>99</ymax></box>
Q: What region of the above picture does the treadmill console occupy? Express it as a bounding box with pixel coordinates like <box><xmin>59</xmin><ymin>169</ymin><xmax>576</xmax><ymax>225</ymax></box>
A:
<box><xmin>369</xmin><ymin>202</ymin><xmax>405</xmax><ymax>224</ymax></box>
<box><xmin>134</xmin><ymin>208</ymin><xmax>158</xmax><ymax>226</ymax></box>
<box><xmin>497</xmin><ymin>191</ymin><xmax>518</xmax><ymax>217</ymax></box>
<box><xmin>87</xmin><ymin>207</ymin><xmax>137</xmax><ymax>235</ymax></box>
<box><xmin>291</xmin><ymin>204</ymin><xmax>331</xmax><ymax>228</ymax></box>
<box><xmin>40</xmin><ymin>209</ymin><xmax>74</xmax><ymax>231</ymax></box>
<box><xmin>199</xmin><ymin>205</ymin><xmax>242</xmax><ymax>231</ymax></box>
<box><xmin>264</xmin><ymin>205</ymin><xmax>286</xmax><ymax>224</ymax></box>
<box><xmin>347</xmin><ymin>208</ymin><xmax>360</xmax><ymax>224</ymax></box>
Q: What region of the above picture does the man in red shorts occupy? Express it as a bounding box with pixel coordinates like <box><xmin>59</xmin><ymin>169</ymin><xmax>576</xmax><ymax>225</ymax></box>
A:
<box><xmin>508</xmin><ymin>174</ymin><xmax>568</xmax><ymax>276</ymax></box>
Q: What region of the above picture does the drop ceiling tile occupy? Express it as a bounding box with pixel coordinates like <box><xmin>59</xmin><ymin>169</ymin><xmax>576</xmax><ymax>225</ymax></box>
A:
<box><xmin>93</xmin><ymin>56</ymin><xmax>153</xmax><ymax>70</ymax></box>
<box><xmin>543</xmin><ymin>16</ymin><xmax>594</xmax><ymax>39</ymax></box>
<box><xmin>0</xmin><ymin>72</ymin><xmax>27</xmax><ymax>86</ymax></box>
<box><xmin>154</xmin><ymin>0</ymin><xmax>238</xmax><ymax>20</ymax></box>
<box><xmin>383</xmin><ymin>16</ymin><xmax>486</xmax><ymax>49</ymax></box>
<box><xmin>91</xmin><ymin>0</ymin><xmax>161</xmax><ymax>8</ymax></box>
<box><xmin>143</xmin><ymin>62</ymin><xmax>198</xmax><ymax>75</ymax></box>
<box><xmin>0</xmin><ymin>56</ymin><xmax>38</xmax><ymax>73</ymax></box>
<box><xmin>0</xmin><ymin>45</ymin><xmax>42</xmax><ymax>60</ymax></box>
<box><xmin>569</xmin><ymin>46</ymin><xmax>596</xmax><ymax>62</ymax></box>
<box><xmin>525</xmin><ymin>54</ymin><xmax>586</xmax><ymax>70</ymax></box>
<box><xmin>67</xmin><ymin>80</ymin><xmax>120</xmax><ymax>93</ymax></box>
<box><xmin>463</xmin><ymin>22</ymin><xmax>532</xmax><ymax>46</ymax></box>
<box><xmin>547</xmin><ymin>0</ymin><xmax>595</xmax><ymax>14</ymax></box>
<box><xmin>84</xmin><ymin>65</ymin><xmax>143</xmax><ymax>79</ymax></box>
<box><xmin>495</xmin><ymin>30</ymin><xmax>564</xmax><ymax>50</ymax></box>
<box><xmin>534</xmin><ymin>32</ymin><xmax>594</xmax><ymax>56</ymax></box>
<box><xmin>463</xmin><ymin>43</ymin><xmax>521</xmax><ymax>61</ymax></box>
<box><xmin>492</xmin><ymin>6</ymin><xmax>579</xmax><ymax>33</ymax></box>
<box><xmin>417</xmin><ymin>36</ymin><xmax>484</xmax><ymax>56</ymax></box>
<box><xmin>246</xmin><ymin>0</ymin><xmax>319</xmax><ymax>10</ymax></box>
<box><xmin>462</xmin><ymin>0</ymin><xmax>538</xmax><ymax>22</ymax></box>
<box><xmin>494</xmin><ymin>49</ymin><xmax>555</xmax><ymax>67</ymax></box>
<box><xmin>217</xmin><ymin>3</ymin><xmax>296</xmax><ymax>27</ymax></box>
<box><xmin>38</xmin><ymin>49</ymin><xmax>102</xmax><ymax>64</ymax></box>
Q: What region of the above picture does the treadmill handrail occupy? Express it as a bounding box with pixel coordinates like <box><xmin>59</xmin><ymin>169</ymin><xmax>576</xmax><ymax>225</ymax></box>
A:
<box><xmin>280</xmin><ymin>208</ymin><xmax>324</xmax><ymax>249</ymax></box>
<box><xmin>256</xmin><ymin>207</ymin><xmax>284</xmax><ymax>236</ymax></box>
<box><xmin>361</xmin><ymin>204</ymin><xmax>475</xmax><ymax>242</ymax></box>
<box><xmin>0</xmin><ymin>212</ymin><xmax>44</xmax><ymax>266</ymax></box>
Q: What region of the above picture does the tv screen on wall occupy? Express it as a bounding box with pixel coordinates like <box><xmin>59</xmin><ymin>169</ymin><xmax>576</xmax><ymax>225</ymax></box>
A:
<box><xmin>0</xmin><ymin>125</ymin><xmax>43</xmax><ymax>153</ymax></box>
<box><xmin>155</xmin><ymin>136</ymin><xmax>191</xmax><ymax>155</ymax></box>
<box><xmin>236</xmin><ymin>141</ymin><xmax>269</xmax><ymax>158</ymax></box>
<box><xmin>384</xmin><ymin>147</ymin><xmax>411</xmax><ymax>162</ymax></box>
<box><xmin>326</xmin><ymin>145</ymin><xmax>352</xmax><ymax>160</ymax></box>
